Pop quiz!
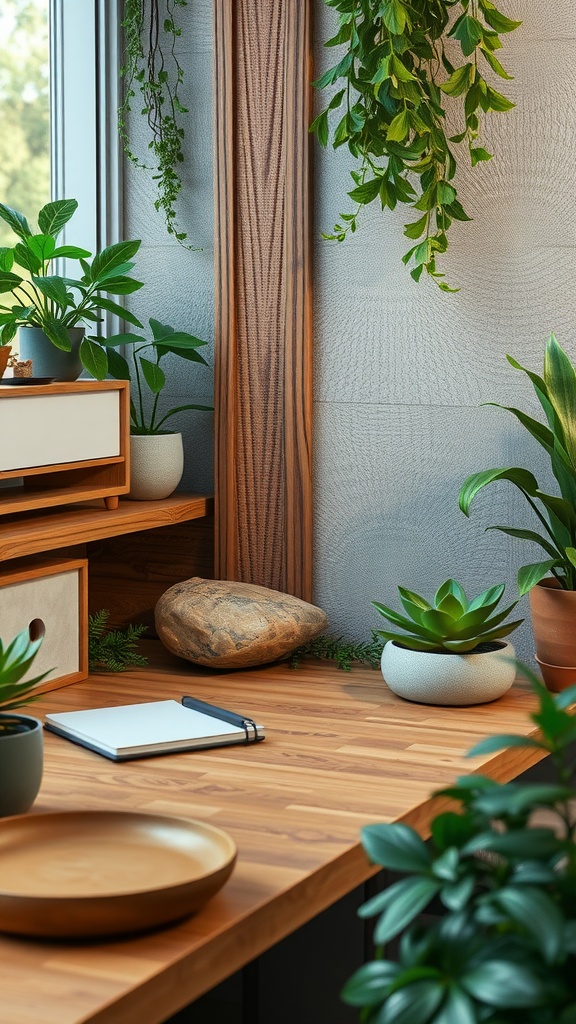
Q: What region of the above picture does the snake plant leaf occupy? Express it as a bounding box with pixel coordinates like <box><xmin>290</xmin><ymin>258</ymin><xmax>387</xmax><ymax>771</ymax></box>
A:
<box><xmin>486</xmin><ymin>526</ymin><xmax>560</xmax><ymax>560</ymax></box>
<box><xmin>459</xmin><ymin>467</ymin><xmax>540</xmax><ymax>515</ymax></box>
<box><xmin>544</xmin><ymin>333</ymin><xmax>576</xmax><ymax>466</ymax></box>
<box><xmin>517</xmin><ymin>560</ymin><xmax>558</xmax><ymax>596</ymax></box>
<box><xmin>484</xmin><ymin>402</ymin><xmax>554</xmax><ymax>454</ymax></box>
<box><xmin>535</xmin><ymin>492</ymin><xmax>576</xmax><ymax>536</ymax></box>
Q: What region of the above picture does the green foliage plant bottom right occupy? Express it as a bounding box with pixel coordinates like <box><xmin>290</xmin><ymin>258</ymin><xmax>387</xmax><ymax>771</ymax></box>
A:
<box><xmin>342</xmin><ymin>670</ymin><xmax>576</xmax><ymax>1024</ymax></box>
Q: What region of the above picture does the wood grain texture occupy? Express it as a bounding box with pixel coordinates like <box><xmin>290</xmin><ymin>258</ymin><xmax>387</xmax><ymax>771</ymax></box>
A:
<box><xmin>0</xmin><ymin>648</ymin><xmax>549</xmax><ymax>1023</ymax></box>
<box><xmin>214</xmin><ymin>0</ymin><xmax>313</xmax><ymax>600</ymax></box>
<box><xmin>88</xmin><ymin>517</ymin><xmax>215</xmax><ymax>631</ymax></box>
<box><xmin>0</xmin><ymin>494</ymin><xmax>212</xmax><ymax>563</ymax></box>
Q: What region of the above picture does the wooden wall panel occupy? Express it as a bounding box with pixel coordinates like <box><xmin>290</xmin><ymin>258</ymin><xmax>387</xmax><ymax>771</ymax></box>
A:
<box><xmin>214</xmin><ymin>0</ymin><xmax>313</xmax><ymax>600</ymax></box>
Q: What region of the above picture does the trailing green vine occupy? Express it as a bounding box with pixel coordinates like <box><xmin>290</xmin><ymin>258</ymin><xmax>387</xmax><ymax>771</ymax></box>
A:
<box><xmin>119</xmin><ymin>0</ymin><xmax>197</xmax><ymax>248</ymax></box>
<box><xmin>311</xmin><ymin>0</ymin><xmax>521</xmax><ymax>289</ymax></box>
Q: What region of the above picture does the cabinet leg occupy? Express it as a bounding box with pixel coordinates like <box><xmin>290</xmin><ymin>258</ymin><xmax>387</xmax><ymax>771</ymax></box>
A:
<box><xmin>104</xmin><ymin>496</ymin><xmax>119</xmax><ymax>510</ymax></box>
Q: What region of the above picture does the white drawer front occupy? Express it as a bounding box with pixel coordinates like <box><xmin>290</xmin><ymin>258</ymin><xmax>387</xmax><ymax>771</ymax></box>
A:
<box><xmin>1</xmin><ymin>391</ymin><xmax>120</xmax><ymax>471</ymax></box>
<box><xmin>0</xmin><ymin>570</ymin><xmax>80</xmax><ymax>685</ymax></box>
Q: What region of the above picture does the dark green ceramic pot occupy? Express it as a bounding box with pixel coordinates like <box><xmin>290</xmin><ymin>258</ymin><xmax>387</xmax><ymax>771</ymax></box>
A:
<box><xmin>0</xmin><ymin>715</ymin><xmax>43</xmax><ymax>817</ymax></box>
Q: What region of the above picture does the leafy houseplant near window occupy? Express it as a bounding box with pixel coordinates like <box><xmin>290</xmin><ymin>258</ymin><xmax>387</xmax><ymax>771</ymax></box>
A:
<box><xmin>0</xmin><ymin>199</ymin><xmax>144</xmax><ymax>381</ymax></box>
<box><xmin>341</xmin><ymin>672</ymin><xmax>576</xmax><ymax>1024</ymax></box>
<box><xmin>0</xmin><ymin>624</ymin><xmax>49</xmax><ymax>818</ymax></box>
<box><xmin>311</xmin><ymin>0</ymin><xmax>521</xmax><ymax>288</ymax></box>
<box><xmin>104</xmin><ymin>317</ymin><xmax>213</xmax><ymax>500</ymax></box>
<box><xmin>459</xmin><ymin>334</ymin><xmax>576</xmax><ymax>691</ymax></box>
<box><xmin>375</xmin><ymin>578</ymin><xmax>522</xmax><ymax>705</ymax></box>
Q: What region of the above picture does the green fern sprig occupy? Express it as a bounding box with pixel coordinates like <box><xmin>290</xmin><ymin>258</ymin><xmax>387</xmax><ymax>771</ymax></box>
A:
<box><xmin>88</xmin><ymin>610</ymin><xmax>148</xmax><ymax>673</ymax></box>
<box><xmin>290</xmin><ymin>631</ymin><xmax>384</xmax><ymax>671</ymax></box>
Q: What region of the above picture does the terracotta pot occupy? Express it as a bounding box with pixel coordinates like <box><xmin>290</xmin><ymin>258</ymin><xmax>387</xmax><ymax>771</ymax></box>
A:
<box><xmin>0</xmin><ymin>345</ymin><xmax>12</xmax><ymax>380</ymax></box>
<box><xmin>529</xmin><ymin>578</ymin><xmax>576</xmax><ymax>691</ymax></box>
<box><xmin>380</xmin><ymin>640</ymin><xmax>516</xmax><ymax>706</ymax></box>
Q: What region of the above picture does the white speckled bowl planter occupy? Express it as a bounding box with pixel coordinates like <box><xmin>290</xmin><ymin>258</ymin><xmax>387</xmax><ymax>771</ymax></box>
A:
<box><xmin>128</xmin><ymin>432</ymin><xmax>184</xmax><ymax>500</ymax></box>
<box><xmin>380</xmin><ymin>640</ymin><xmax>516</xmax><ymax>706</ymax></box>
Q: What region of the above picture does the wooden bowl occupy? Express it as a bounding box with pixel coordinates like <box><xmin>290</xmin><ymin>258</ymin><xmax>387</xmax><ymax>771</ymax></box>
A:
<box><xmin>0</xmin><ymin>810</ymin><xmax>237</xmax><ymax>938</ymax></box>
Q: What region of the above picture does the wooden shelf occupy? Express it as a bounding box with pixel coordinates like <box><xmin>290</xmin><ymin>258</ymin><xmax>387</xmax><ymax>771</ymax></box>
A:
<box><xmin>0</xmin><ymin>493</ymin><xmax>213</xmax><ymax>563</ymax></box>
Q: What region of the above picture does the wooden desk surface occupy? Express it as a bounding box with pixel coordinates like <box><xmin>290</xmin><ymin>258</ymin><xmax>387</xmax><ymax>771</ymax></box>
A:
<box><xmin>1</xmin><ymin>650</ymin><xmax>546</xmax><ymax>1024</ymax></box>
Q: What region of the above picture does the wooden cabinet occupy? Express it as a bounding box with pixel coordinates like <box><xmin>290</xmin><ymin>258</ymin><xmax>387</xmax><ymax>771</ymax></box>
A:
<box><xmin>0</xmin><ymin>380</ymin><xmax>130</xmax><ymax>515</ymax></box>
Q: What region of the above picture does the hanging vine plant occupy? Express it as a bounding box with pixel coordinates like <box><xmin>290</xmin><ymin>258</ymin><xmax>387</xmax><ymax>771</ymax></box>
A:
<box><xmin>311</xmin><ymin>0</ymin><xmax>521</xmax><ymax>290</ymax></box>
<box><xmin>119</xmin><ymin>0</ymin><xmax>197</xmax><ymax>248</ymax></box>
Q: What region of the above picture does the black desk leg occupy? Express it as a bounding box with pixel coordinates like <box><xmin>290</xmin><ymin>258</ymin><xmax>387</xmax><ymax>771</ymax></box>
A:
<box><xmin>242</xmin><ymin>958</ymin><xmax>260</xmax><ymax>1024</ymax></box>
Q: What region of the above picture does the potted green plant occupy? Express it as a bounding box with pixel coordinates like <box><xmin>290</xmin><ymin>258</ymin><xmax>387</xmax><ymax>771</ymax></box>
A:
<box><xmin>374</xmin><ymin>578</ymin><xmax>522</xmax><ymax>705</ymax></box>
<box><xmin>459</xmin><ymin>333</ymin><xmax>576</xmax><ymax>691</ymax></box>
<box><xmin>0</xmin><ymin>624</ymin><xmax>49</xmax><ymax>817</ymax></box>
<box><xmin>341</xmin><ymin>670</ymin><xmax>576</xmax><ymax>1024</ymax></box>
<box><xmin>104</xmin><ymin>317</ymin><xmax>213</xmax><ymax>500</ymax></box>
<box><xmin>0</xmin><ymin>198</ymin><xmax>144</xmax><ymax>381</ymax></box>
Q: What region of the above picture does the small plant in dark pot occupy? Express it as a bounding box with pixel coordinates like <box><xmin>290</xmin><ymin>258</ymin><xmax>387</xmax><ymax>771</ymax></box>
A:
<box><xmin>375</xmin><ymin>578</ymin><xmax>523</xmax><ymax>705</ymax></box>
<box><xmin>0</xmin><ymin>625</ymin><xmax>49</xmax><ymax>817</ymax></box>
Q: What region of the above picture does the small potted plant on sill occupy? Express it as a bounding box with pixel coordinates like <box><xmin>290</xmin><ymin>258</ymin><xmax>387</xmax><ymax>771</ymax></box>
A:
<box><xmin>0</xmin><ymin>198</ymin><xmax>144</xmax><ymax>381</ymax></box>
<box><xmin>341</xmin><ymin>671</ymin><xmax>576</xmax><ymax>1024</ymax></box>
<box><xmin>374</xmin><ymin>578</ymin><xmax>522</xmax><ymax>705</ymax></box>
<box><xmin>103</xmin><ymin>317</ymin><xmax>213</xmax><ymax>500</ymax></box>
<box><xmin>459</xmin><ymin>333</ymin><xmax>576</xmax><ymax>691</ymax></box>
<box><xmin>0</xmin><ymin>623</ymin><xmax>49</xmax><ymax>817</ymax></box>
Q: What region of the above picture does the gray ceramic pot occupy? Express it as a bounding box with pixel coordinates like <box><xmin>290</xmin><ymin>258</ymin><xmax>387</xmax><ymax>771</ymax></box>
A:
<box><xmin>0</xmin><ymin>715</ymin><xmax>43</xmax><ymax>817</ymax></box>
<box><xmin>18</xmin><ymin>326</ymin><xmax>84</xmax><ymax>381</ymax></box>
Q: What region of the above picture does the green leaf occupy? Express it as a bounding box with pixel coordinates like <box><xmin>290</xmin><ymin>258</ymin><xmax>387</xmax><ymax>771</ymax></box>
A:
<box><xmin>80</xmin><ymin>337</ymin><xmax>108</xmax><ymax>380</ymax></box>
<box><xmin>494</xmin><ymin>884</ymin><xmax>561</xmax><ymax>962</ymax></box>
<box><xmin>139</xmin><ymin>356</ymin><xmax>165</xmax><ymax>394</ymax></box>
<box><xmin>432</xmin><ymin>986</ymin><xmax>476</xmax><ymax>1024</ymax></box>
<box><xmin>449</xmin><ymin>16</ymin><xmax>484</xmax><ymax>57</ymax></box>
<box><xmin>381</xmin><ymin>0</ymin><xmax>407</xmax><ymax>36</ymax></box>
<box><xmin>461</xmin><ymin>960</ymin><xmax>547</xmax><ymax>1008</ymax></box>
<box><xmin>387</xmin><ymin>109</ymin><xmax>411</xmax><ymax>142</ymax></box>
<box><xmin>0</xmin><ymin>248</ymin><xmax>14</xmax><ymax>272</ymax></box>
<box><xmin>27</xmin><ymin>234</ymin><xmax>56</xmax><ymax>264</ymax></box>
<box><xmin>99</xmin><ymin>276</ymin><xmax>143</xmax><ymax>295</ymax></box>
<box><xmin>517</xmin><ymin>560</ymin><xmax>558</xmax><ymax>596</ymax></box>
<box><xmin>13</xmin><ymin>242</ymin><xmax>41</xmax><ymax>274</ymax></box>
<box><xmin>467</xmin><ymin>734</ymin><xmax>547</xmax><ymax>758</ymax></box>
<box><xmin>485</xmin><ymin>85</ymin><xmax>515</xmax><ymax>111</ymax></box>
<box><xmin>154</xmin><ymin>403</ymin><xmax>213</xmax><ymax>431</ymax></box>
<box><xmin>361</xmin><ymin>823</ymin><xmax>431</xmax><ymax>872</ymax></box>
<box><xmin>310</xmin><ymin>109</ymin><xmax>329</xmax><ymax>147</ymax></box>
<box><xmin>470</xmin><ymin>146</ymin><xmax>493</xmax><ymax>166</ymax></box>
<box><xmin>376</xmin><ymin>980</ymin><xmax>445</xmax><ymax>1024</ymax></box>
<box><xmin>90</xmin><ymin>240</ymin><xmax>141</xmax><ymax>282</ymax></box>
<box><xmin>95</xmin><ymin>298</ymin><xmax>144</xmax><ymax>328</ymax></box>
<box><xmin>341</xmin><ymin>960</ymin><xmax>399</xmax><ymax>1007</ymax></box>
<box><xmin>348</xmin><ymin>177</ymin><xmax>383</xmax><ymax>204</ymax></box>
<box><xmin>51</xmin><ymin>245</ymin><xmax>93</xmax><ymax>259</ymax></box>
<box><xmin>389</xmin><ymin>54</ymin><xmax>416</xmax><ymax>83</ymax></box>
<box><xmin>37</xmin><ymin>199</ymin><xmax>79</xmax><ymax>237</ymax></box>
<box><xmin>42</xmin><ymin>318</ymin><xmax>74</xmax><ymax>351</ymax></box>
<box><xmin>106</xmin><ymin>348</ymin><xmax>132</xmax><ymax>381</ymax></box>
<box><xmin>458</xmin><ymin>467</ymin><xmax>540</xmax><ymax>516</ymax></box>
<box><xmin>31</xmin><ymin>275</ymin><xmax>69</xmax><ymax>309</ymax></box>
<box><xmin>0</xmin><ymin>203</ymin><xmax>31</xmax><ymax>239</ymax></box>
<box><xmin>440</xmin><ymin>63</ymin><xmax>474</xmax><ymax>97</ymax></box>
<box><xmin>373</xmin><ymin>877</ymin><xmax>441</xmax><ymax>945</ymax></box>
<box><xmin>480</xmin><ymin>46</ymin><xmax>513</xmax><ymax>78</ymax></box>
<box><xmin>480</xmin><ymin>2</ymin><xmax>522</xmax><ymax>34</ymax></box>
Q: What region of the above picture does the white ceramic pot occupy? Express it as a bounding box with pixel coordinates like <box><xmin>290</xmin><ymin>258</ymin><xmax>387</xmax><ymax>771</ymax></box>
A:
<box><xmin>128</xmin><ymin>432</ymin><xmax>184</xmax><ymax>501</ymax></box>
<box><xmin>380</xmin><ymin>640</ymin><xmax>516</xmax><ymax>706</ymax></box>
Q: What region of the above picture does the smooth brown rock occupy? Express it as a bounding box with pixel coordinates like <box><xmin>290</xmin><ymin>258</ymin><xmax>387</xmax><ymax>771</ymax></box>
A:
<box><xmin>155</xmin><ymin>578</ymin><xmax>328</xmax><ymax>668</ymax></box>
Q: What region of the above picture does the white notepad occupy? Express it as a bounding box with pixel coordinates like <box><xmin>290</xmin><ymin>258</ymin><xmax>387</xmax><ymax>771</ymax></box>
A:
<box><xmin>44</xmin><ymin>699</ymin><xmax>265</xmax><ymax>761</ymax></box>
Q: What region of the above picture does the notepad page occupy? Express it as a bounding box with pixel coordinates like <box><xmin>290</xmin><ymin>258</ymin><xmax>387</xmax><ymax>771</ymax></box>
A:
<box><xmin>45</xmin><ymin>700</ymin><xmax>244</xmax><ymax>752</ymax></box>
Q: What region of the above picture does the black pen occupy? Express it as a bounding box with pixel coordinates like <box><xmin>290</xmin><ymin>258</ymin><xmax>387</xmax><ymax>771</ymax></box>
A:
<box><xmin>181</xmin><ymin>696</ymin><xmax>264</xmax><ymax>742</ymax></box>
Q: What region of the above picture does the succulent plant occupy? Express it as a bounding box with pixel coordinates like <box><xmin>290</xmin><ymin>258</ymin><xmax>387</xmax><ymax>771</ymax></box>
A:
<box><xmin>373</xmin><ymin>578</ymin><xmax>523</xmax><ymax>653</ymax></box>
<box><xmin>0</xmin><ymin>625</ymin><xmax>48</xmax><ymax>721</ymax></box>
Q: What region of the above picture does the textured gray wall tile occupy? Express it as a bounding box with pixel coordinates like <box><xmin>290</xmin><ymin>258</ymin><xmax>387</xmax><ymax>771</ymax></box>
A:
<box><xmin>312</xmin><ymin>1</ymin><xmax>576</xmax><ymax>663</ymax></box>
